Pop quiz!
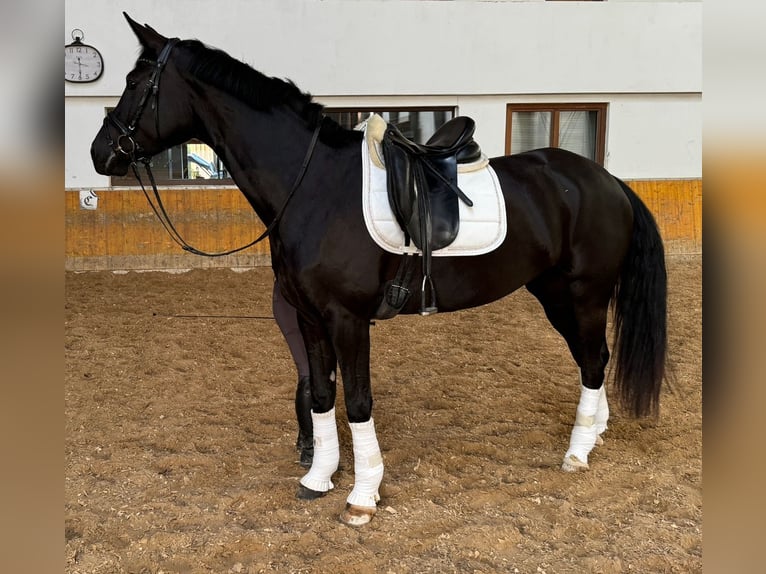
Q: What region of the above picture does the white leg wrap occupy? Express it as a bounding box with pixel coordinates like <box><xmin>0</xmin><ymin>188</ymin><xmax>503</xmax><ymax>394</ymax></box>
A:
<box><xmin>595</xmin><ymin>384</ymin><xmax>609</xmax><ymax>435</ymax></box>
<box><xmin>299</xmin><ymin>408</ymin><xmax>339</xmax><ymax>492</ymax></box>
<box><xmin>346</xmin><ymin>418</ymin><xmax>384</xmax><ymax>508</ymax></box>
<box><xmin>563</xmin><ymin>385</ymin><xmax>601</xmax><ymax>469</ymax></box>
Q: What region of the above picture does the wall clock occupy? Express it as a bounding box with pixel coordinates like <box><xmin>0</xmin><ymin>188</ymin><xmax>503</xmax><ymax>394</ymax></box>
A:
<box><xmin>65</xmin><ymin>29</ymin><xmax>104</xmax><ymax>83</ymax></box>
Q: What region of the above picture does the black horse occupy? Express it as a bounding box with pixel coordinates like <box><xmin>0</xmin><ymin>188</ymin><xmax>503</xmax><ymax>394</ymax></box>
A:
<box><xmin>91</xmin><ymin>14</ymin><xmax>666</xmax><ymax>526</ymax></box>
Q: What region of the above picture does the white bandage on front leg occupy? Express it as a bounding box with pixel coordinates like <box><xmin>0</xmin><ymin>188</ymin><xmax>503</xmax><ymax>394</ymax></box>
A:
<box><xmin>346</xmin><ymin>418</ymin><xmax>384</xmax><ymax>508</ymax></box>
<box><xmin>563</xmin><ymin>385</ymin><xmax>602</xmax><ymax>471</ymax></box>
<box><xmin>300</xmin><ymin>408</ymin><xmax>339</xmax><ymax>492</ymax></box>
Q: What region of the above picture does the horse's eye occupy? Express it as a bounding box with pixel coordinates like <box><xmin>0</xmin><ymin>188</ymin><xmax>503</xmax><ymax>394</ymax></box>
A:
<box><xmin>126</xmin><ymin>79</ymin><xmax>138</xmax><ymax>90</ymax></box>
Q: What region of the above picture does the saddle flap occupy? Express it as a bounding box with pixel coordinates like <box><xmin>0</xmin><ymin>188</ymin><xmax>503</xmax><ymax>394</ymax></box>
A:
<box><xmin>381</xmin><ymin>122</ymin><xmax>461</xmax><ymax>251</ymax></box>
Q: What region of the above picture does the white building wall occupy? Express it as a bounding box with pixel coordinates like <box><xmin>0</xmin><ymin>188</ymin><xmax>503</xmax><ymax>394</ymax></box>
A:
<box><xmin>605</xmin><ymin>93</ymin><xmax>702</xmax><ymax>179</ymax></box>
<box><xmin>65</xmin><ymin>0</ymin><xmax>701</xmax><ymax>187</ymax></box>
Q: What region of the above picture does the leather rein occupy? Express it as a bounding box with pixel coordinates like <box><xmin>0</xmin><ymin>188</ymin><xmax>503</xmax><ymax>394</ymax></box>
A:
<box><xmin>103</xmin><ymin>38</ymin><xmax>321</xmax><ymax>257</ymax></box>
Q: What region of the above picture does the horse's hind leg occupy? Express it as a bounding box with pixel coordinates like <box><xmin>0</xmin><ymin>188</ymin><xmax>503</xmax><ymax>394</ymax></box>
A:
<box><xmin>560</xmin><ymin>298</ymin><xmax>612</xmax><ymax>472</ymax></box>
<box><xmin>527</xmin><ymin>273</ymin><xmax>612</xmax><ymax>471</ymax></box>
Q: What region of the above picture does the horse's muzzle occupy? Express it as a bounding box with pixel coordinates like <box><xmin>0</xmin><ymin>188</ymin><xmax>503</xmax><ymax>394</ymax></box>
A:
<box><xmin>91</xmin><ymin>132</ymin><xmax>130</xmax><ymax>176</ymax></box>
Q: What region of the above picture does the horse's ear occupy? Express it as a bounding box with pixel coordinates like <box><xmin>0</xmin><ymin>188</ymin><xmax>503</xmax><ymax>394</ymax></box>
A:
<box><xmin>123</xmin><ymin>12</ymin><xmax>167</xmax><ymax>53</ymax></box>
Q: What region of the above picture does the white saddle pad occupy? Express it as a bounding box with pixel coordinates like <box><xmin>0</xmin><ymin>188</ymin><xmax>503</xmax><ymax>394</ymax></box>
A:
<box><xmin>359</xmin><ymin>114</ymin><xmax>507</xmax><ymax>256</ymax></box>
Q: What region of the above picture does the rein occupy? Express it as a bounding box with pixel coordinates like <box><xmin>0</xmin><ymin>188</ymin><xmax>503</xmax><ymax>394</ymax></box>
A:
<box><xmin>105</xmin><ymin>38</ymin><xmax>322</xmax><ymax>257</ymax></box>
<box><xmin>132</xmin><ymin>123</ymin><xmax>320</xmax><ymax>257</ymax></box>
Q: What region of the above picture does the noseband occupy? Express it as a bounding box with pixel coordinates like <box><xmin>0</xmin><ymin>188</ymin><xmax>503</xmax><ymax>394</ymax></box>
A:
<box><xmin>104</xmin><ymin>38</ymin><xmax>180</xmax><ymax>162</ymax></box>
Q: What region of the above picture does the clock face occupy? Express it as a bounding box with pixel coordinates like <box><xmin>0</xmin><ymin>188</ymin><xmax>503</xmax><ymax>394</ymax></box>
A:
<box><xmin>65</xmin><ymin>43</ymin><xmax>103</xmax><ymax>83</ymax></box>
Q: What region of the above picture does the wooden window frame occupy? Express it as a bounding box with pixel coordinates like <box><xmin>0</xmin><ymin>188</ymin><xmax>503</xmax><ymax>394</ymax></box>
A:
<box><xmin>505</xmin><ymin>102</ymin><xmax>608</xmax><ymax>165</ymax></box>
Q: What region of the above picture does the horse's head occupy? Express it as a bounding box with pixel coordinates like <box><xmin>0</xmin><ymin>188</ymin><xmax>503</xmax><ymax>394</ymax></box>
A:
<box><xmin>91</xmin><ymin>13</ymin><xmax>195</xmax><ymax>176</ymax></box>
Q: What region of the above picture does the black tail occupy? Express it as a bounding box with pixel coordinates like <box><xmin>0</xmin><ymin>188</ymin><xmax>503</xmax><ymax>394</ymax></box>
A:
<box><xmin>612</xmin><ymin>179</ymin><xmax>667</xmax><ymax>417</ymax></box>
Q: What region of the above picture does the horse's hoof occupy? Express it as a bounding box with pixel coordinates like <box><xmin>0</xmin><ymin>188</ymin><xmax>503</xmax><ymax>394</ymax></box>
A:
<box><xmin>339</xmin><ymin>503</ymin><xmax>376</xmax><ymax>526</ymax></box>
<box><xmin>561</xmin><ymin>454</ymin><xmax>589</xmax><ymax>472</ymax></box>
<box><xmin>595</xmin><ymin>434</ymin><xmax>604</xmax><ymax>446</ymax></box>
<box><xmin>296</xmin><ymin>485</ymin><xmax>327</xmax><ymax>500</ymax></box>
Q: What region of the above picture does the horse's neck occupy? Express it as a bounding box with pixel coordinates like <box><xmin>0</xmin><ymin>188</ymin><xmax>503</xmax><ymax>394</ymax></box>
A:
<box><xmin>195</xmin><ymin>101</ymin><xmax>323</xmax><ymax>222</ymax></box>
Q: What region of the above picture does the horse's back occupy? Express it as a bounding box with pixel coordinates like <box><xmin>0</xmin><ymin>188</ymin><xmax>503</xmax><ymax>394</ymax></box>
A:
<box><xmin>491</xmin><ymin>147</ymin><xmax>628</xmax><ymax>208</ymax></box>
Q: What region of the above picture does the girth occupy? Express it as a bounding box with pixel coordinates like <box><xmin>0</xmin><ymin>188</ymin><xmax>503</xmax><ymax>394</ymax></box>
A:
<box><xmin>379</xmin><ymin>116</ymin><xmax>479</xmax><ymax>315</ymax></box>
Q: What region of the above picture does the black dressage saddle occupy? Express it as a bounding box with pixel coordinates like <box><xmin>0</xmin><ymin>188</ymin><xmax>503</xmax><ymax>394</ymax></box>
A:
<box><xmin>379</xmin><ymin>116</ymin><xmax>482</xmax><ymax>315</ymax></box>
<box><xmin>381</xmin><ymin>116</ymin><xmax>480</xmax><ymax>251</ymax></box>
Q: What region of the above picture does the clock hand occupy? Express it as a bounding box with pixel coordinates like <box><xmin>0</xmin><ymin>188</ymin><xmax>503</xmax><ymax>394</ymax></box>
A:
<box><xmin>75</xmin><ymin>56</ymin><xmax>89</xmax><ymax>67</ymax></box>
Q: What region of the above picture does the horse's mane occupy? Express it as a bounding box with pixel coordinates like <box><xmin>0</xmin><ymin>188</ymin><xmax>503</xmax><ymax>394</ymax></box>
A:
<box><xmin>172</xmin><ymin>39</ymin><xmax>360</xmax><ymax>148</ymax></box>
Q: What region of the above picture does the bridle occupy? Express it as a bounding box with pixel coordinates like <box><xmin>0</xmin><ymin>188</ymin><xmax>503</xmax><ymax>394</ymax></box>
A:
<box><xmin>104</xmin><ymin>38</ymin><xmax>179</xmax><ymax>163</ymax></box>
<box><xmin>102</xmin><ymin>38</ymin><xmax>321</xmax><ymax>257</ymax></box>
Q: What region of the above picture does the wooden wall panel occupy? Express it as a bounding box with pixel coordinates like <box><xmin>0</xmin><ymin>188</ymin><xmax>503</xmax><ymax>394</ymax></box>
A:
<box><xmin>65</xmin><ymin>179</ymin><xmax>701</xmax><ymax>270</ymax></box>
<box><xmin>626</xmin><ymin>179</ymin><xmax>702</xmax><ymax>253</ymax></box>
<box><xmin>65</xmin><ymin>188</ymin><xmax>271</xmax><ymax>270</ymax></box>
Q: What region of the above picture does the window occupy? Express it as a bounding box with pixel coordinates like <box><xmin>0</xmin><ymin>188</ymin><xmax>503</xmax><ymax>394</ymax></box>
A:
<box><xmin>109</xmin><ymin>139</ymin><xmax>230</xmax><ymax>186</ymax></box>
<box><xmin>109</xmin><ymin>106</ymin><xmax>454</xmax><ymax>186</ymax></box>
<box><xmin>505</xmin><ymin>103</ymin><xmax>607</xmax><ymax>165</ymax></box>
<box><xmin>324</xmin><ymin>107</ymin><xmax>455</xmax><ymax>144</ymax></box>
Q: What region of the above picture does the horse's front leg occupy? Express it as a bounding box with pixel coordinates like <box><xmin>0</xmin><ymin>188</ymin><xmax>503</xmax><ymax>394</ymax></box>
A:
<box><xmin>295</xmin><ymin>318</ymin><xmax>340</xmax><ymax>500</ymax></box>
<box><xmin>330</xmin><ymin>312</ymin><xmax>384</xmax><ymax>526</ymax></box>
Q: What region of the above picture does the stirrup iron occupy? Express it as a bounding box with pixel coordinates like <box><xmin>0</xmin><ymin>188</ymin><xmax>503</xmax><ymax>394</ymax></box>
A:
<box><xmin>420</xmin><ymin>275</ymin><xmax>438</xmax><ymax>315</ymax></box>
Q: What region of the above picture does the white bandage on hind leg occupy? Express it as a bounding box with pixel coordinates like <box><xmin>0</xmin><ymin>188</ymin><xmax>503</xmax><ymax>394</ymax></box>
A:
<box><xmin>299</xmin><ymin>408</ymin><xmax>339</xmax><ymax>492</ymax></box>
<box><xmin>346</xmin><ymin>418</ymin><xmax>384</xmax><ymax>508</ymax></box>
<box><xmin>595</xmin><ymin>384</ymin><xmax>609</xmax><ymax>435</ymax></box>
<box><xmin>577</xmin><ymin>370</ymin><xmax>609</xmax><ymax>436</ymax></box>
<box><xmin>564</xmin><ymin>385</ymin><xmax>602</xmax><ymax>466</ymax></box>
